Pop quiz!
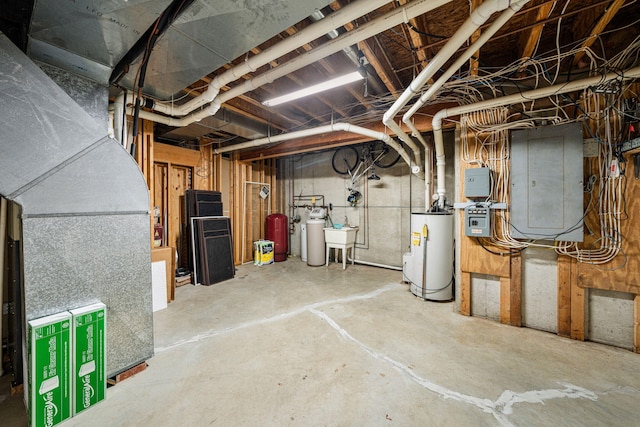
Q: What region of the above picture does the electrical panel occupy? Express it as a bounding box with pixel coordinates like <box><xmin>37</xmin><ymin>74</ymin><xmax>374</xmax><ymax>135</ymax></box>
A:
<box><xmin>464</xmin><ymin>204</ymin><xmax>491</xmax><ymax>237</ymax></box>
<box><xmin>464</xmin><ymin>167</ymin><xmax>491</xmax><ymax>199</ymax></box>
<box><xmin>510</xmin><ymin>123</ymin><xmax>583</xmax><ymax>242</ymax></box>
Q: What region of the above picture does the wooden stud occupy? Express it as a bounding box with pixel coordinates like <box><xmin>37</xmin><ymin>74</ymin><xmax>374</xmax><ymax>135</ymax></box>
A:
<box><xmin>557</xmin><ymin>255</ymin><xmax>572</xmax><ymax>337</ymax></box>
<box><xmin>570</xmin><ymin>260</ymin><xmax>585</xmax><ymax>341</ymax></box>
<box><xmin>499</xmin><ymin>256</ymin><xmax>521</xmax><ymax>327</ymax></box>
<box><xmin>510</xmin><ymin>254</ymin><xmax>522</xmax><ymax>326</ymax></box>
<box><xmin>460</xmin><ymin>271</ymin><xmax>472</xmax><ymax>316</ymax></box>
<box><xmin>500</xmin><ymin>276</ymin><xmax>511</xmax><ymax>324</ymax></box>
<box><xmin>634</xmin><ymin>295</ymin><xmax>640</xmax><ymax>353</ymax></box>
<box><xmin>107</xmin><ymin>362</ymin><xmax>148</xmax><ymax>386</ymax></box>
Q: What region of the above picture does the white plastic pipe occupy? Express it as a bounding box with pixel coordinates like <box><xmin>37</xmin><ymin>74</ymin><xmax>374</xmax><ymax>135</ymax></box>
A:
<box><xmin>401</xmin><ymin>1</ymin><xmax>530</xmax><ymax>209</ymax></box>
<box><xmin>214</xmin><ymin>121</ymin><xmax>421</xmax><ymax>175</ymax></box>
<box><xmin>347</xmin><ymin>255</ymin><xmax>403</xmax><ymax>271</ymax></box>
<box><xmin>150</xmin><ymin>0</ymin><xmax>391</xmax><ymax>117</ymax></box>
<box><xmin>139</xmin><ymin>0</ymin><xmax>455</xmax><ymax>128</ymax></box>
<box><xmin>431</xmin><ymin>65</ymin><xmax>640</xmax><ymax>207</ymax></box>
<box><xmin>382</xmin><ymin>0</ymin><xmax>529</xmax><ymax>180</ymax></box>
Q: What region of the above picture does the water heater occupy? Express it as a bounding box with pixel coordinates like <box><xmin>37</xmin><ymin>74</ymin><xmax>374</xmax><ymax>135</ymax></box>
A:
<box><xmin>403</xmin><ymin>212</ymin><xmax>454</xmax><ymax>301</ymax></box>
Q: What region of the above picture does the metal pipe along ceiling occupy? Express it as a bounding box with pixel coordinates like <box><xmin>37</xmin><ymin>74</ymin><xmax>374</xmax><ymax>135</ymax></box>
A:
<box><xmin>431</xmin><ymin>65</ymin><xmax>640</xmax><ymax>208</ymax></box>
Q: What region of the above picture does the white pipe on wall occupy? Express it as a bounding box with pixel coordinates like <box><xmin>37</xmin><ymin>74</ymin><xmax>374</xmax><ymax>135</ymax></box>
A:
<box><xmin>431</xmin><ymin>65</ymin><xmax>640</xmax><ymax>207</ymax></box>
<box><xmin>381</xmin><ymin>0</ymin><xmax>530</xmax><ymax>185</ymax></box>
<box><xmin>138</xmin><ymin>0</ymin><xmax>455</xmax><ymax>128</ymax></box>
<box><xmin>150</xmin><ymin>0</ymin><xmax>392</xmax><ymax>117</ymax></box>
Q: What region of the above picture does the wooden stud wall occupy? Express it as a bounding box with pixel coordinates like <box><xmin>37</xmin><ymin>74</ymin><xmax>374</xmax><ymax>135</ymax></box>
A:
<box><xmin>457</xmin><ymin>83</ymin><xmax>640</xmax><ymax>353</ymax></box>
<box><xmin>458</xmin><ymin>131</ymin><xmax>521</xmax><ymax>326</ymax></box>
<box><xmin>556</xmin><ymin>255</ymin><xmax>574</xmax><ymax>338</ymax></box>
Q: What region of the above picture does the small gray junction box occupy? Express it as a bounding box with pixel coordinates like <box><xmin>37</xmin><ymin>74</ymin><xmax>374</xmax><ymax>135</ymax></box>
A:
<box><xmin>464</xmin><ymin>167</ymin><xmax>491</xmax><ymax>199</ymax></box>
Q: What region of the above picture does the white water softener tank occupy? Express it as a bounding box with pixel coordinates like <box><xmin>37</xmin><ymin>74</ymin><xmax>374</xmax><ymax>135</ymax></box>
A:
<box><xmin>300</xmin><ymin>223</ymin><xmax>307</xmax><ymax>262</ymax></box>
<box><xmin>306</xmin><ymin>219</ymin><xmax>326</xmax><ymax>266</ymax></box>
<box><xmin>403</xmin><ymin>212</ymin><xmax>454</xmax><ymax>301</ymax></box>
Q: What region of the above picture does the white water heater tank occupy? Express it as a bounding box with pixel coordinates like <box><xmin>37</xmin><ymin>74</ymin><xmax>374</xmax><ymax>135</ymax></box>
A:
<box><xmin>404</xmin><ymin>212</ymin><xmax>454</xmax><ymax>301</ymax></box>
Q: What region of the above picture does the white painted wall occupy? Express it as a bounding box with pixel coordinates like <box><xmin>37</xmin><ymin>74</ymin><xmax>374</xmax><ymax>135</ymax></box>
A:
<box><xmin>282</xmin><ymin>133</ymin><xmax>456</xmax><ymax>269</ymax></box>
<box><xmin>588</xmin><ymin>289</ymin><xmax>635</xmax><ymax>350</ymax></box>
<box><xmin>470</xmin><ymin>274</ymin><xmax>501</xmax><ymax>321</ymax></box>
<box><xmin>521</xmin><ymin>247</ymin><xmax>557</xmax><ymax>333</ymax></box>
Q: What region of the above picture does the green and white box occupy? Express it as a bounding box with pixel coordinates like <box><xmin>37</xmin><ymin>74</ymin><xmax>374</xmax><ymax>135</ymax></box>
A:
<box><xmin>28</xmin><ymin>311</ymin><xmax>72</xmax><ymax>427</ymax></box>
<box><xmin>70</xmin><ymin>302</ymin><xmax>107</xmax><ymax>415</ymax></box>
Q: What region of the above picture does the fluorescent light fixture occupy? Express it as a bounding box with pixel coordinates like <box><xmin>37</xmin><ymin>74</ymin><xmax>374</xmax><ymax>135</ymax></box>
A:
<box><xmin>262</xmin><ymin>70</ymin><xmax>365</xmax><ymax>106</ymax></box>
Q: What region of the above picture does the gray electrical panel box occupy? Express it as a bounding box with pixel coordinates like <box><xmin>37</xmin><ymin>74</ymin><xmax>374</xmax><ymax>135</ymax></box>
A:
<box><xmin>510</xmin><ymin>123</ymin><xmax>583</xmax><ymax>242</ymax></box>
<box><xmin>464</xmin><ymin>167</ymin><xmax>491</xmax><ymax>198</ymax></box>
<box><xmin>464</xmin><ymin>204</ymin><xmax>491</xmax><ymax>237</ymax></box>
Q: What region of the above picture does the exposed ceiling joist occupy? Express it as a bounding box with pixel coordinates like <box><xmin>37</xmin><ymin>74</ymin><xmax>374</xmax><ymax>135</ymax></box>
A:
<box><xmin>572</xmin><ymin>0</ymin><xmax>626</xmax><ymax>66</ymax></box>
<box><xmin>518</xmin><ymin>1</ymin><xmax>555</xmax><ymax>73</ymax></box>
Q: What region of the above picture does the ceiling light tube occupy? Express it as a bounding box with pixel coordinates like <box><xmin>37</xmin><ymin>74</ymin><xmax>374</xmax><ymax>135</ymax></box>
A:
<box><xmin>262</xmin><ymin>70</ymin><xmax>364</xmax><ymax>106</ymax></box>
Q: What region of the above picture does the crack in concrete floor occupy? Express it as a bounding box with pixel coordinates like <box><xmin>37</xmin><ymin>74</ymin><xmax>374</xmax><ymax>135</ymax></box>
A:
<box><xmin>155</xmin><ymin>282</ymin><xmax>640</xmax><ymax>426</ymax></box>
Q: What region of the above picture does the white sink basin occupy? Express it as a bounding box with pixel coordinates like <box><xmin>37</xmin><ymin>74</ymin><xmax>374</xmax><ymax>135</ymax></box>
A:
<box><xmin>324</xmin><ymin>227</ymin><xmax>357</xmax><ymax>245</ymax></box>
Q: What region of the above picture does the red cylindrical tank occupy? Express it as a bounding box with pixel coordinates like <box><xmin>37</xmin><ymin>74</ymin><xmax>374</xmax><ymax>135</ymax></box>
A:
<box><xmin>266</xmin><ymin>213</ymin><xmax>288</xmax><ymax>262</ymax></box>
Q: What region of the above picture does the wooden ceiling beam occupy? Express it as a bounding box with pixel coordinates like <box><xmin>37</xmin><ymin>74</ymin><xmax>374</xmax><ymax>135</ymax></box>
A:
<box><xmin>518</xmin><ymin>1</ymin><xmax>555</xmax><ymax>71</ymax></box>
<box><xmin>359</xmin><ymin>37</ymin><xmax>402</xmax><ymax>96</ymax></box>
<box><xmin>572</xmin><ymin>0</ymin><xmax>625</xmax><ymax>66</ymax></box>
<box><xmin>398</xmin><ymin>0</ymin><xmax>430</xmax><ymax>69</ymax></box>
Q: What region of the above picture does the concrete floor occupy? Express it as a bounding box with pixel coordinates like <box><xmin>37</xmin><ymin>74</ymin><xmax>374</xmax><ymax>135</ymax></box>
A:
<box><xmin>3</xmin><ymin>259</ymin><xmax>640</xmax><ymax>426</ymax></box>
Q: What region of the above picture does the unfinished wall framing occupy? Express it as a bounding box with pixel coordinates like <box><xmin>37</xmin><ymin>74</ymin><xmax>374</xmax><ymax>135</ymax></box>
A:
<box><xmin>456</xmin><ymin>82</ymin><xmax>640</xmax><ymax>352</ymax></box>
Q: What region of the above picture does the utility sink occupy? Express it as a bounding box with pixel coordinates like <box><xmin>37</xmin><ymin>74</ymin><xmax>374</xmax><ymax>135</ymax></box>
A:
<box><xmin>324</xmin><ymin>227</ymin><xmax>358</xmax><ymax>245</ymax></box>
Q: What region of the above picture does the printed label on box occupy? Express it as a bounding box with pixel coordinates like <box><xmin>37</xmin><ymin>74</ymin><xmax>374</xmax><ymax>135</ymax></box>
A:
<box><xmin>70</xmin><ymin>303</ymin><xmax>106</xmax><ymax>415</ymax></box>
<box><xmin>28</xmin><ymin>312</ymin><xmax>72</xmax><ymax>427</ymax></box>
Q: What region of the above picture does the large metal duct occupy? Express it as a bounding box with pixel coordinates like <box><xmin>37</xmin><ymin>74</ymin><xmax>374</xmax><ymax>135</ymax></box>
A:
<box><xmin>0</xmin><ymin>34</ymin><xmax>153</xmax><ymax>377</ymax></box>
